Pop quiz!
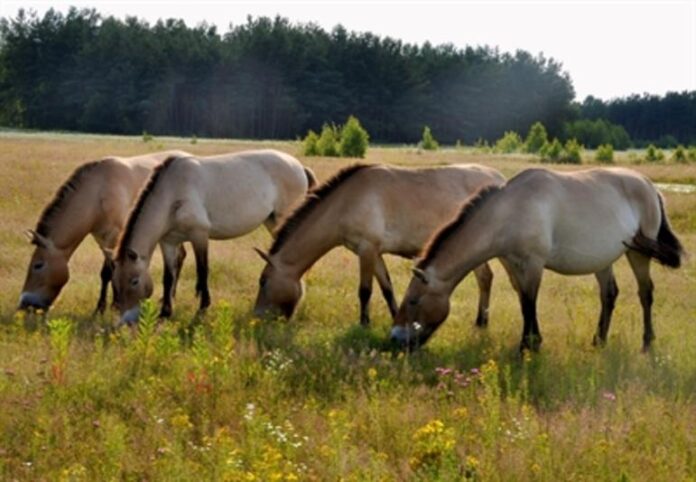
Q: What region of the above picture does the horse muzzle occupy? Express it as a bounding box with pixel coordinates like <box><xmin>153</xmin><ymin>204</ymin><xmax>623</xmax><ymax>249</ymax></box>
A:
<box><xmin>389</xmin><ymin>322</ymin><xmax>432</xmax><ymax>350</ymax></box>
<box><xmin>17</xmin><ymin>292</ymin><xmax>50</xmax><ymax>311</ymax></box>
<box><xmin>119</xmin><ymin>307</ymin><xmax>141</xmax><ymax>326</ymax></box>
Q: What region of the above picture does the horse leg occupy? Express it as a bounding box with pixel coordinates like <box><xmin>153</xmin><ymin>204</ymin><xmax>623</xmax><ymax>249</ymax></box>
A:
<box><xmin>501</xmin><ymin>258</ymin><xmax>543</xmax><ymax>352</ymax></box>
<box><xmin>626</xmin><ymin>251</ymin><xmax>655</xmax><ymax>352</ymax></box>
<box><xmin>592</xmin><ymin>266</ymin><xmax>619</xmax><ymax>347</ymax></box>
<box><xmin>375</xmin><ymin>255</ymin><xmax>398</xmax><ymax>319</ymax></box>
<box><xmin>95</xmin><ymin>254</ymin><xmax>113</xmax><ymax>314</ymax></box>
<box><xmin>191</xmin><ymin>235</ymin><xmax>211</xmax><ymax>312</ymax></box>
<box><xmin>170</xmin><ymin>244</ymin><xmax>187</xmax><ymax>299</ymax></box>
<box><xmin>472</xmin><ymin>262</ymin><xmax>494</xmax><ymax>328</ymax></box>
<box><xmin>357</xmin><ymin>245</ymin><xmax>377</xmax><ymax>326</ymax></box>
<box><xmin>159</xmin><ymin>242</ymin><xmax>181</xmax><ymax>318</ymax></box>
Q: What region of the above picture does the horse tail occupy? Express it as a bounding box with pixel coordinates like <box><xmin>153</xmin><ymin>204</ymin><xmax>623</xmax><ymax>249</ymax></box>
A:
<box><xmin>304</xmin><ymin>167</ymin><xmax>318</xmax><ymax>190</ymax></box>
<box><xmin>627</xmin><ymin>193</ymin><xmax>683</xmax><ymax>268</ymax></box>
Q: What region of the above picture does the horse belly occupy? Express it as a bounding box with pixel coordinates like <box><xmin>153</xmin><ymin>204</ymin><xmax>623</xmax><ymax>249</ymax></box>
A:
<box><xmin>546</xmin><ymin>225</ymin><xmax>634</xmax><ymax>275</ymax></box>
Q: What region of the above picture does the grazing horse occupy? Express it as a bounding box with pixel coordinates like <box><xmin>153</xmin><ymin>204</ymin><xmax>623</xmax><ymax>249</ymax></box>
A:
<box><xmin>253</xmin><ymin>163</ymin><xmax>505</xmax><ymax>325</ymax></box>
<box><xmin>19</xmin><ymin>150</ymin><xmax>190</xmax><ymax>313</ymax></box>
<box><xmin>390</xmin><ymin>167</ymin><xmax>683</xmax><ymax>352</ymax></box>
<box><xmin>113</xmin><ymin>149</ymin><xmax>315</xmax><ymax>324</ymax></box>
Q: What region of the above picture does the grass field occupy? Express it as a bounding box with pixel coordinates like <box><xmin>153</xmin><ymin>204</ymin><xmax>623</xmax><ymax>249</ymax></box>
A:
<box><xmin>1</xmin><ymin>132</ymin><xmax>695</xmax><ymax>481</ymax></box>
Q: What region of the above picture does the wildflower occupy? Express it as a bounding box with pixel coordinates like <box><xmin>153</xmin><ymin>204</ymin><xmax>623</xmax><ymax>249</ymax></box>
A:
<box><xmin>531</xmin><ymin>463</ymin><xmax>542</xmax><ymax>475</ymax></box>
<box><xmin>453</xmin><ymin>407</ymin><xmax>469</xmax><ymax>420</ymax></box>
<box><xmin>170</xmin><ymin>413</ymin><xmax>193</xmax><ymax>430</ymax></box>
<box><xmin>367</xmin><ymin>367</ymin><xmax>378</xmax><ymax>380</ymax></box>
<box><xmin>602</xmin><ymin>391</ymin><xmax>617</xmax><ymax>402</ymax></box>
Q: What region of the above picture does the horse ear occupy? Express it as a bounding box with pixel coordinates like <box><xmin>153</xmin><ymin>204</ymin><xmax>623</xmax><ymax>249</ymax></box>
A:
<box><xmin>125</xmin><ymin>248</ymin><xmax>139</xmax><ymax>262</ymax></box>
<box><xmin>253</xmin><ymin>247</ymin><xmax>274</xmax><ymax>266</ymax></box>
<box><xmin>25</xmin><ymin>229</ymin><xmax>48</xmax><ymax>248</ymax></box>
<box><xmin>412</xmin><ymin>267</ymin><xmax>429</xmax><ymax>285</ymax></box>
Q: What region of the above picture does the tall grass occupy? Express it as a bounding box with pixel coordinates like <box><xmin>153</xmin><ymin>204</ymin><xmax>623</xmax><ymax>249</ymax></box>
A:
<box><xmin>1</xmin><ymin>133</ymin><xmax>695</xmax><ymax>480</ymax></box>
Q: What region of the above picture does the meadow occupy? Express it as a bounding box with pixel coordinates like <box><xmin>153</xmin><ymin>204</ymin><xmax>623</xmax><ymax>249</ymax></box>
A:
<box><xmin>1</xmin><ymin>131</ymin><xmax>695</xmax><ymax>481</ymax></box>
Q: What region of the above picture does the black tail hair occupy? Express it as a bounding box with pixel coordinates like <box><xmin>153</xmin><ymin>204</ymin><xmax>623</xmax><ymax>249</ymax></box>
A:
<box><xmin>627</xmin><ymin>194</ymin><xmax>683</xmax><ymax>268</ymax></box>
<box><xmin>304</xmin><ymin>167</ymin><xmax>318</xmax><ymax>190</ymax></box>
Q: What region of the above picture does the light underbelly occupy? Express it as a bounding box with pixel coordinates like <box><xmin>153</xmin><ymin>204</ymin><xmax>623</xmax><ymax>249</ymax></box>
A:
<box><xmin>545</xmin><ymin>233</ymin><xmax>630</xmax><ymax>275</ymax></box>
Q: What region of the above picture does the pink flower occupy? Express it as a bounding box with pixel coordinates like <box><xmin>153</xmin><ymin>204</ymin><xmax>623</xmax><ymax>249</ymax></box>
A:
<box><xmin>602</xmin><ymin>391</ymin><xmax>617</xmax><ymax>402</ymax></box>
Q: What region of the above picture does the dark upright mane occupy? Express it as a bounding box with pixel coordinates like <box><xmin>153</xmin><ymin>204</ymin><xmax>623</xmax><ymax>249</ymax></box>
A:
<box><xmin>115</xmin><ymin>155</ymin><xmax>181</xmax><ymax>259</ymax></box>
<box><xmin>270</xmin><ymin>164</ymin><xmax>372</xmax><ymax>254</ymax></box>
<box><xmin>418</xmin><ymin>184</ymin><xmax>503</xmax><ymax>268</ymax></box>
<box><xmin>35</xmin><ymin>160</ymin><xmax>102</xmax><ymax>236</ymax></box>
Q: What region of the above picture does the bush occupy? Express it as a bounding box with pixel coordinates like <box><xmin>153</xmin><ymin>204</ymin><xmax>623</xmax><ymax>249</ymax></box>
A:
<box><xmin>142</xmin><ymin>130</ymin><xmax>153</xmax><ymax>143</ymax></box>
<box><xmin>645</xmin><ymin>144</ymin><xmax>664</xmax><ymax>162</ymax></box>
<box><xmin>339</xmin><ymin>116</ymin><xmax>369</xmax><ymax>158</ymax></box>
<box><xmin>316</xmin><ymin>124</ymin><xmax>340</xmax><ymax>157</ymax></box>
<box><xmin>561</xmin><ymin>139</ymin><xmax>583</xmax><ymax>164</ymax></box>
<box><xmin>540</xmin><ymin>138</ymin><xmax>563</xmax><ymax>162</ymax></box>
<box><xmin>671</xmin><ymin>145</ymin><xmax>687</xmax><ymax>163</ymax></box>
<box><xmin>563</xmin><ymin>119</ymin><xmax>631</xmax><ymax>149</ymax></box>
<box><xmin>302</xmin><ymin>130</ymin><xmax>320</xmax><ymax>156</ymax></box>
<box><xmin>525</xmin><ymin>122</ymin><xmax>548</xmax><ymax>153</ymax></box>
<box><xmin>421</xmin><ymin>126</ymin><xmax>439</xmax><ymax>150</ymax></box>
<box><xmin>494</xmin><ymin>131</ymin><xmax>522</xmax><ymax>153</ymax></box>
<box><xmin>689</xmin><ymin>147</ymin><xmax>696</xmax><ymax>162</ymax></box>
<box><xmin>595</xmin><ymin>144</ymin><xmax>614</xmax><ymax>163</ymax></box>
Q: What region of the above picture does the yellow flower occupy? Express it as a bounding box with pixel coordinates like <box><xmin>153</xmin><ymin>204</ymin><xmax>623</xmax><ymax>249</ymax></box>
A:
<box><xmin>170</xmin><ymin>413</ymin><xmax>193</xmax><ymax>430</ymax></box>
<box><xmin>466</xmin><ymin>455</ymin><xmax>479</xmax><ymax>470</ymax></box>
<box><xmin>453</xmin><ymin>407</ymin><xmax>469</xmax><ymax>420</ymax></box>
<box><xmin>531</xmin><ymin>463</ymin><xmax>542</xmax><ymax>475</ymax></box>
<box><xmin>367</xmin><ymin>367</ymin><xmax>378</xmax><ymax>380</ymax></box>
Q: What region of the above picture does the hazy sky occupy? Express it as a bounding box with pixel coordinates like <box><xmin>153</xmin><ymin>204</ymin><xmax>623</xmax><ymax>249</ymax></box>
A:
<box><xmin>2</xmin><ymin>0</ymin><xmax>694</xmax><ymax>101</ymax></box>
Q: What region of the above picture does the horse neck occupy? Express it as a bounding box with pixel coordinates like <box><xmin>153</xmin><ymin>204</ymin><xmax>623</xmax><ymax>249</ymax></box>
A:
<box><xmin>273</xmin><ymin>205</ymin><xmax>343</xmax><ymax>277</ymax></box>
<box><xmin>43</xmin><ymin>180</ymin><xmax>101</xmax><ymax>256</ymax></box>
<box><xmin>428</xmin><ymin>199</ymin><xmax>504</xmax><ymax>292</ymax></box>
<box><xmin>125</xmin><ymin>189</ymin><xmax>175</xmax><ymax>262</ymax></box>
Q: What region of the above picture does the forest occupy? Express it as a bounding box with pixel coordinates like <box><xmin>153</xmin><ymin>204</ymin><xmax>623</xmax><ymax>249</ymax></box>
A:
<box><xmin>0</xmin><ymin>8</ymin><xmax>694</xmax><ymax>146</ymax></box>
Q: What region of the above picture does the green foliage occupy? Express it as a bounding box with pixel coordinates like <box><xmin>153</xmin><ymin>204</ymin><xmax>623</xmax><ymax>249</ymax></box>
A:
<box><xmin>141</xmin><ymin>130</ymin><xmax>153</xmax><ymax>143</ymax></box>
<box><xmin>494</xmin><ymin>131</ymin><xmax>522</xmax><ymax>153</ymax></box>
<box><xmin>316</xmin><ymin>124</ymin><xmax>340</xmax><ymax>157</ymax></box>
<box><xmin>339</xmin><ymin>116</ymin><xmax>369</xmax><ymax>158</ymax></box>
<box><xmin>645</xmin><ymin>144</ymin><xmax>665</xmax><ymax>162</ymax></box>
<box><xmin>595</xmin><ymin>144</ymin><xmax>614</xmax><ymax>163</ymax></box>
<box><xmin>190</xmin><ymin>134</ymin><xmax>197</xmax><ymax>145</ymax></box>
<box><xmin>563</xmin><ymin>118</ymin><xmax>631</xmax><ymax>149</ymax></box>
<box><xmin>524</xmin><ymin>122</ymin><xmax>548</xmax><ymax>153</ymax></box>
<box><xmin>689</xmin><ymin>146</ymin><xmax>696</xmax><ymax>162</ymax></box>
<box><xmin>563</xmin><ymin>138</ymin><xmax>583</xmax><ymax>164</ymax></box>
<box><xmin>302</xmin><ymin>130</ymin><xmax>320</xmax><ymax>156</ymax></box>
<box><xmin>420</xmin><ymin>126</ymin><xmax>439</xmax><ymax>150</ymax></box>
<box><xmin>48</xmin><ymin>317</ymin><xmax>74</xmax><ymax>384</ymax></box>
<box><xmin>540</xmin><ymin>138</ymin><xmax>563</xmax><ymax>162</ymax></box>
<box><xmin>671</xmin><ymin>145</ymin><xmax>687</xmax><ymax>163</ymax></box>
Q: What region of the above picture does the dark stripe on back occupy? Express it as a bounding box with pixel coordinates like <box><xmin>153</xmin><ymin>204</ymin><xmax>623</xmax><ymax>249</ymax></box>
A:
<box><xmin>115</xmin><ymin>155</ymin><xmax>181</xmax><ymax>260</ymax></box>
<box><xmin>36</xmin><ymin>160</ymin><xmax>102</xmax><ymax>236</ymax></box>
<box><xmin>270</xmin><ymin>163</ymin><xmax>372</xmax><ymax>254</ymax></box>
<box><xmin>418</xmin><ymin>184</ymin><xmax>503</xmax><ymax>268</ymax></box>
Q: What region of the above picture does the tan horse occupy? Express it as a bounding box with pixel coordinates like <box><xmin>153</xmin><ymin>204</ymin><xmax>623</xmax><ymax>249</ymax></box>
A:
<box><xmin>19</xmin><ymin>150</ymin><xmax>190</xmax><ymax>312</ymax></box>
<box><xmin>113</xmin><ymin>149</ymin><xmax>315</xmax><ymax>324</ymax></box>
<box><xmin>391</xmin><ymin>167</ymin><xmax>683</xmax><ymax>352</ymax></box>
<box><xmin>253</xmin><ymin>163</ymin><xmax>505</xmax><ymax>325</ymax></box>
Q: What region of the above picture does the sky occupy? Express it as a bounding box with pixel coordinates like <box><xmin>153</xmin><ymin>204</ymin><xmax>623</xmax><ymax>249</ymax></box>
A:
<box><xmin>1</xmin><ymin>0</ymin><xmax>694</xmax><ymax>101</ymax></box>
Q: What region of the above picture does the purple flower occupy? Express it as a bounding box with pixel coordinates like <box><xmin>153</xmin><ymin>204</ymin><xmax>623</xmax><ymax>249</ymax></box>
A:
<box><xmin>602</xmin><ymin>391</ymin><xmax>617</xmax><ymax>402</ymax></box>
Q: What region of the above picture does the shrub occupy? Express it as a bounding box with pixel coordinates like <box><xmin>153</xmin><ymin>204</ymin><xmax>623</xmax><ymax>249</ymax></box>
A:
<box><xmin>671</xmin><ymin>145</ymin><xmax>687</xmax><ymax>163</ymax></box>
<box><xmin>421</xmin><ymin>126</ymin><xmax>439</xmax><ymax>150</ymax></box>
<box><xmin>302</xmin><ymin>130</ymin><xmax>320</xmax><ymax>156</ymax></box>
<box><xmin>563</xmin><ymin>119</ymin><xmax>631</xmax><ymax>149</ymax></box>
<box><xmin>645</xmin><ymin>144</ymin><xmax>664</xmax><ymax>162</ymax></box>
<box><xmin>494</xmin><ymin>131</ymin><xmax>522</xmax><ymax>153</ymax></box>
<box><xmin>525</xmin><ymin>122</ymin><xmax>548</xmax><ymax>153</ymax></box>
<box><xmin>562</xmin><ymin>138</ymin><xmax>583</xmax><ymax>164</ymax></box>
<box><xmin>595</xmin><ymin>144</ymin><xmax>614</xmax><ymax>163</ymax></box>
<box><xmin>317</xmin><ymin>124</ymin><xmax>340</xmax><ymax>157</ymax></box>
<box><xmin>142</xmin><ymin>130</ymin><xmax>153</xmax><ymax>143</ymax></box>
<box><xmin>689</xmin><ymin>146</ymin><xmax>696</xmax><ymax>162</ymax></box>
<box><xmin>540</xmin><ymin>138</ymin><xmax>563</xmax><ymax>162</ymax></box>
<box><xmin>339</xmin><ymin>116</ymin><xmax>369</xmax><ymax>158</ymax></box>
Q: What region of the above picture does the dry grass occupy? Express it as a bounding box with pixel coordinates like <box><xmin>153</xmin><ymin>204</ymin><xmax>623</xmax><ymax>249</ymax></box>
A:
<box><xmin>1</xmin><ymin>132</ymin><xmax>695</xmax><ymax>480</ymax></box>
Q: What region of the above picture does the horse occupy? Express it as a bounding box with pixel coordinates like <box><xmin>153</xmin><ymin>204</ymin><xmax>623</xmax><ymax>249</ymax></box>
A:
<box><xmin>19</xmin><ymin>150</ymin><xmax>191</xmax><ymax>313</ymax></box>
<box><xmin>253</xmin><ymin>163</ymin><xmax>505</xmax><ymax>326</ymax></box>
<box><xmin>113</xmin><ymin>149</ymin><xmax>316</xmax><ymax>324</ymax></box>
<box><xmin>390</xmin><ymin>167</ymin><xmax>683</xmax><ymax>352</ymax></box>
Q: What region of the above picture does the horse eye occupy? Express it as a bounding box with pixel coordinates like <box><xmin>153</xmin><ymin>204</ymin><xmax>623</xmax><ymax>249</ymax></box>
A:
<box><xmin>33</xmin><ymin>261</ymin><xmax>45</xmax><ymax>271</ymax></box>
<box><xmin>130</xmin><ymin>277</ymin><xmax>139</xmax><ymax>287</ymax></box>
